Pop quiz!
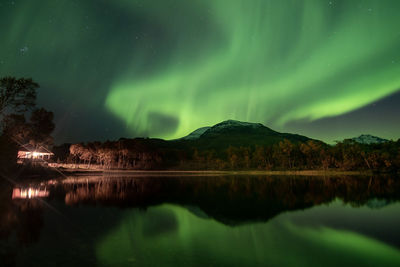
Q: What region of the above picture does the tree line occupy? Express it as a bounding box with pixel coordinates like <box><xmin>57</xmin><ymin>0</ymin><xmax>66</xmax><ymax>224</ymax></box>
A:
<box><xmin>61</xmin><ymin>137</ymin><xmax>400</xmax><ymax>172</ymax></box>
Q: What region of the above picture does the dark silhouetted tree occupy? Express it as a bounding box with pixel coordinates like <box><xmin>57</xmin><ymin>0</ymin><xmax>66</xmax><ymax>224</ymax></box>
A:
<box><xmin>0</xmin><ymin>76</ymin><xmax>37</xmax><ymax>118</ymax></box>
<box><xmin>29</xmin><ymin>108</ymin><xmax>55</xmax><ymax>147</ymax></box>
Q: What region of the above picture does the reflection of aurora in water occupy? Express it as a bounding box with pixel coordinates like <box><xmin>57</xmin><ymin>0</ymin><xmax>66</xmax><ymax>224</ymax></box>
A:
<box><xmin>1</xmin><ymin>175</ymin><xmax>400</xmax><ymax>266</ymax></box>
<box><xmin>96</xmin><ymin>203</ymin><xmax>400</xmax><ymax>267</ymax></box>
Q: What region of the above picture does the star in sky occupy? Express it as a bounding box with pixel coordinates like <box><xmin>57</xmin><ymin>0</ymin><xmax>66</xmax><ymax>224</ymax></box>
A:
<box><xmin>20</xmin><ymin>46</ymin><xmax>28</xmax><ymax>54</ymax></box>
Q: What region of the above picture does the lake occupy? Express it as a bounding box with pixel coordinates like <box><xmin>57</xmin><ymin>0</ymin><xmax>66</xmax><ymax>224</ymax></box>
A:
<box><xmin>1</xmin><ymin>174</ymin><xmax>400</xmax><ymax>266</ymax></box>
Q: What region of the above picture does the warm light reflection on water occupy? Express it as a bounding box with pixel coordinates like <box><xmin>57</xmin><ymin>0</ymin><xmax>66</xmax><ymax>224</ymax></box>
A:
<box><xmin>1</xmin><ymin>174</ymin><xmax>400</xmax><ymax>266</ymax></box>
<box><xmin>12</xmin><ymin>187</ymin><xmax>49</xmax><ymax>199</ymax></box>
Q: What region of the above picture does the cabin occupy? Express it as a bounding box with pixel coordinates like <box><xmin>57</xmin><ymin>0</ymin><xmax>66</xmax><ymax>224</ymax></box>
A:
<box><xmin>17</xmin><ymin>144</ymin><xmax>54</xmax><ymax>161</ymax></box>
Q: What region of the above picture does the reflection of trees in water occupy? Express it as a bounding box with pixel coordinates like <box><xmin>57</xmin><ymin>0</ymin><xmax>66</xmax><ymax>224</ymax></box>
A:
<box><xmin>14</xmin><ymin>200</ymin><xmax>44</xmax><ymax>244</ymax></box>
<box><xmin>60</xmin><ymin>175</ymin><xmax>400</xmax><ymax>225</ymax></box>
<box><xmin>0</xmin><ymin>198</ymin><xmax>44</xmax><ymax>246</ymax></box>
<box><xmin>0</xmin><ymin>175</ymin><xmax>399</xmax><ymax>265</ymax></box>
<box><xmin>0</xmin><ymin>184</ymin><xmax>44</xmax><ymax>266</ymax></box>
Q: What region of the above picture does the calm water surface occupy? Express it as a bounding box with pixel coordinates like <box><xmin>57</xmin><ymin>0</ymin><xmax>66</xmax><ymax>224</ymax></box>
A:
<box><xmin>1</xmin><ymin>174</ymin><xmax>400</xmax><ymax>266</ymax></box>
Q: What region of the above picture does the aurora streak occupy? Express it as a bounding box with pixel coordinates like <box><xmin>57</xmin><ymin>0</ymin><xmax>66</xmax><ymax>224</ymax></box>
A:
<box><xmin>105</xmin><ymin>0</ymin><xmax>400</xmax><ymax>139</ymax></box>
<box><xmin>0</xmin><ymin>0</ymin><xmax>399</xmax><ymax>142</ymax></box>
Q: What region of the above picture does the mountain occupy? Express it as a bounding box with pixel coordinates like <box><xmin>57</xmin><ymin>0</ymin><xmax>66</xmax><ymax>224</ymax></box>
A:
<box><xmin>350</xmin><ymin>134</ymin><xmax>389</xmax><ymax>145</ymax></box>
<box><xmin>181</xmin><ymin>126</ymin><xmax>211</xmax><ymax>140</ymax></box>
<box><xmin>180</xmin><ymin>120</ymin><xmax>319</xmax><ymax>150</ymax></box>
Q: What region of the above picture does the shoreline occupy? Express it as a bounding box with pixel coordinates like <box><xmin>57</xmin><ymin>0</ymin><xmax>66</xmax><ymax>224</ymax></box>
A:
<box><xmin>6</xmin><ymin>165</ymin><xmax>397</xmax><ymax>182</ymax></box>
<box><xmin>4</xmin><ymin>167</ymin><xmax>397</xmax><ymax>186</ymax></box>
<box><xmin>56</xmin><ymin>168</ymin><xmax>375</xmax><ymax>176</ymax></box>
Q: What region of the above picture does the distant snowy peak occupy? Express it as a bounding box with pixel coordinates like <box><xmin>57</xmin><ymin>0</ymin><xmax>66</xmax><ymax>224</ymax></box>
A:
<box><xmin>351</xmin><ymin>134</ymin><xmax>389</xmax><ymax>144</ymax></box>
<box><xmin>181</xmin><ymin>120</ymin><xmax>270</xmax><ymax>140</ymax></box>
<box><xmin>200</xmin><ymin>119</ymin><xmax>275</xmax><ymax>136</ymax></box>
<box><xmin>180</xmin><ymin>119</ymin><xmax>312</xmax><ymax>144</ymax></box>
<box><xmin>211</xmin><ymin>120</ymin><xmax>264</xmax><ymax>130</ymax></box>
<box><xmin>182</xmin><ymin>127</ymin><xmax>211</xmax><ymax>140</ymax></box>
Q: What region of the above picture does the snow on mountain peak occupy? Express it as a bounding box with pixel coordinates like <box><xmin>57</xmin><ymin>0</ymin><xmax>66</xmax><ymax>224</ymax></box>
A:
<box><xmin>211</xmin><ymin>120</ymin><xmax>264</xmax><ymax>130</ymax></box>
<box><xmin>351</xmin><ymin>134</ymin><xmax>389</xmax><ymax>144</ymax></box>
<box><xmin>181</xmin><ymin>120</ymin><xmax>266</xmax><ymax>140</ymax></box>
<box><xmin>182</xmin><ymin>127</ymin><xmax>211</xmax><ymax>140</ymax></box>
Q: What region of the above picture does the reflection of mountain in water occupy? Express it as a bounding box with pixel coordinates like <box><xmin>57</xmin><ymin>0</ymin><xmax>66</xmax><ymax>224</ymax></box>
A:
<box><xmin>1</xmin><ymin>174</ymin><xmax>400</xmax><ymax>266</ymax></box>
<box><xmin>366</xmin><ymin>198</ymin><xmax>392</xmax><ymax>209</ymax></box>
<box><xmin>48</xmin><ymin>175</ymin><xmax>400</xmax><ymax>225</ymax></box>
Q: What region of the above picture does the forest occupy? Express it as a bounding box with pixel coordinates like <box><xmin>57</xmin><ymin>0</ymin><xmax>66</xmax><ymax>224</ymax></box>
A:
<box><xmin>59</xmin><ymin>137</ymin><xmax>400</xmax><ymax>172</ymax></box>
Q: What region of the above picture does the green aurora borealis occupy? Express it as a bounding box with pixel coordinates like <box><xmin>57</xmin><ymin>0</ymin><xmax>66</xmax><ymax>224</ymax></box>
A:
<box><xmin>96</xmin><ymin>203</ymin><xmax>400</xmax><ymax>266</ymax></box>
<box><xmin>1</xmin><ymin>0</ymin><xmax>400</xmax><ymax>142</ymax></box>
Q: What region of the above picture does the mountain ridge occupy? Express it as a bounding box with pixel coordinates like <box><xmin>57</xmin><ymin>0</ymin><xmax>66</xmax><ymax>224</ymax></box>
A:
<box><xmin>179</xmin><ymin>119</ymin><xmax>319</xmax><ymax>150</ymax></box>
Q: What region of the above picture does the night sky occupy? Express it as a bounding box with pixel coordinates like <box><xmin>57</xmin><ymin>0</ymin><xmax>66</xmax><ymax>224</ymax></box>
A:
<box><xmin>1</xmin><ymin>0</ymin><xmax>399</xmax><ymax>144</ymax></box>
